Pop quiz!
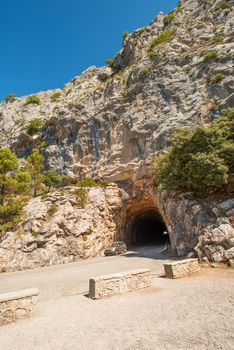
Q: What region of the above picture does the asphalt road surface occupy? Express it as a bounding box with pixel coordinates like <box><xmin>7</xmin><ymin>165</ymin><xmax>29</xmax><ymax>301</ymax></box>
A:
<box><xmin>0</xmin><ymin>244</ymin><xmax>170</xmax><ymax>301</ymax></box>
<box><xmin>0</xmin><ymin>244</ymin><xmax>233</xmax><ymax>350</ymax></box>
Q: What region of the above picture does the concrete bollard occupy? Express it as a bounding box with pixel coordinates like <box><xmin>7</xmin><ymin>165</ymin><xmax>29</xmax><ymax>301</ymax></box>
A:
<box><xmin>89</xmin><ymin>269</ymin><xmax>151</xmax><ymax>299</ymax></box>
<box><xmin>164</xmin><ymin>259</ymin><xmax>200</xmax><ymax>279</ymax></box>
<box><xmin>0</xmin><ymin>288</ymin><xmax>38</xmax><ymax>326</ymax></box>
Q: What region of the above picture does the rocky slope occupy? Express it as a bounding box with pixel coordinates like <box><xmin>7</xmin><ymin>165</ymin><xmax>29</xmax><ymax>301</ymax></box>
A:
<box><xmin>1</xmin><ymin>0</ymin><xmax>233</xmax><ymax>181</ymax></box>
<box><xmin>0</xmin><ymin>0</ymin><xmax>234</xmax><ymax>271</ymax></box>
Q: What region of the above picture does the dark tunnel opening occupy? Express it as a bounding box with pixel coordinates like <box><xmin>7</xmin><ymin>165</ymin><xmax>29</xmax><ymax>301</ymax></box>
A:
<box><xmin>130</xmin><ymin>210</ymin><xmax>169</xmax><ymax>245</ymax></box>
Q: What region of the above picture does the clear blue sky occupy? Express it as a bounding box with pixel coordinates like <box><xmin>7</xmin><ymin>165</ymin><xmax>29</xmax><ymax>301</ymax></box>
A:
<box><xmin>1</xmin><ymin>0</ymin><xmax>178</xmax><ymax>101</ymax></box>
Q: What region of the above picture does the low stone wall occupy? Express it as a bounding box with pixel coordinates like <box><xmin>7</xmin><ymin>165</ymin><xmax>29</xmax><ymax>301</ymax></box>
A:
<box><xmin>164</xmin><ymin>259</ymin><xmax>200</xmax><ymax>279</ymax></box>
<box><xmin>89</xmin><ymin>269</ymin><xmax>151</xmax><ymax>299</ymax></box>
<box><xmin>0</xmin><ymin>288</ymin><xmax>38</xmax><ymax>326</ymax></box>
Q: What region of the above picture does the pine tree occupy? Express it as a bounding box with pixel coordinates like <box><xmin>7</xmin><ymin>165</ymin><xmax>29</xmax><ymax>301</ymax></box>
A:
<box><xmin>25</xmin><ymin>149</ymin><xmax>45</xmax><ymax>197</ymax></box>
<box><xmin>43</xmin><ymin>170</ymin><xmax>61</xmax><ymax>192</ymax></box>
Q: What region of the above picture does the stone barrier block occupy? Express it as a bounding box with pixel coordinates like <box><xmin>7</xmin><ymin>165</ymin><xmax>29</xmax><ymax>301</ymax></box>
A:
<box><xmin>89</xmin><ymin>268</ymin><xmax>151</xmax><ymax>299</ymax></box>
<box><xmin>0</xmin><ymin>288</ymin><xmax>38</xmax><ymax>326</ymax></box>
<box><xmin>164</xmin><ymin>259</ymin><xmax>200</xmax><ymax>279</ymax></box>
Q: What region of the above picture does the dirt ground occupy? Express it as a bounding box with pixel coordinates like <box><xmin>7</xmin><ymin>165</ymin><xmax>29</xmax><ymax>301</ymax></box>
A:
<box><xmin>0</xmin><ymin>253</ymin><xmax>233</xmax><ymax>350</ymax></box>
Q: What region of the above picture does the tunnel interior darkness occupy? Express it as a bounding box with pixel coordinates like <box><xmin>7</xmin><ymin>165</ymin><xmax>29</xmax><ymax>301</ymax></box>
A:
<box><xmin>130</xmin><ymin>209</ymin><xmax>168</xmax><ymax>245</ymax></box>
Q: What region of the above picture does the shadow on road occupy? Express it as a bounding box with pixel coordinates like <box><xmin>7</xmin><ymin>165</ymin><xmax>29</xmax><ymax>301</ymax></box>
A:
<box><xmin>121</xmin><ymin>243</ymin><xmax>177</xmax><ymax>261</ymax></box>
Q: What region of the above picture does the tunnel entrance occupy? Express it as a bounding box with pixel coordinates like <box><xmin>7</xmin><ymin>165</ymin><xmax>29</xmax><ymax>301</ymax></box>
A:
<box><xmin>130</xmin><ymin>209</ymin><xmax>168</xmax><ymax>245</ymax></box>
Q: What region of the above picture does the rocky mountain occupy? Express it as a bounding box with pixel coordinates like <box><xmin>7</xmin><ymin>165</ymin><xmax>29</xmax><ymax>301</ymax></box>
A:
<box><xmin>0</xmin><ymin>0</ymin><xmax>234</xmax><ymax>271</ymax></box>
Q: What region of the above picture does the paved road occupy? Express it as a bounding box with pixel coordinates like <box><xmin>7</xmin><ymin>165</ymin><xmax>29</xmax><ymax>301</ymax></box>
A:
<box><xmin>0</xmin><ymin>245</ymin><xmax>233</xmax><ymax>350</ymax></box>
<box><xmin>0</xmin><ymin>244</ymin><xmax>171</xmax><ymax>301</ymax></box>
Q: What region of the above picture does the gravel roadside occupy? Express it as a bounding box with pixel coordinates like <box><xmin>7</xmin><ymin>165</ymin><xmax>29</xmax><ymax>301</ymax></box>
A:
<box><xmin>0</xmin><ymin>267</ymin><xmax>233</xmax><ymax>350</ymax></box>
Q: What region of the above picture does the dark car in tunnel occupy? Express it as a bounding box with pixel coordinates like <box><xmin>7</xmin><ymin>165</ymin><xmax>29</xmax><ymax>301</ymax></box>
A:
<box><xmin>104</xmin><ymin>241</ymin><xmax>127</xmax><ymax>256</ymax></box>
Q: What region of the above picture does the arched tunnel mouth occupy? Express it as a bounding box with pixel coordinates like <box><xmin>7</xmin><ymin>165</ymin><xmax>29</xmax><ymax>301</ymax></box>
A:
<box><xmin>129</xmin><ymin>209</ymin><xmax>169</xmax><ymax>246</ymax></box>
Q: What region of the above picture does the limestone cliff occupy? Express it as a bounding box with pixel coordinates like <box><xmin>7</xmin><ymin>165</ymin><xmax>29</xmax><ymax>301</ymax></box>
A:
<box><xmin>0</xmin><ymin>0</ymin><xmax>234</xmax><ymax>271</ymax></box>
<box><xmin>1</xmin><ymin>0</ymin><xmax>233</xmax><ymax>182</ymax></box>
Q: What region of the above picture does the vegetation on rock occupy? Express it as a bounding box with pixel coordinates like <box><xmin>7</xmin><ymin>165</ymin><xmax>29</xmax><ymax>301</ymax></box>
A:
<box><xmin>0</xmin><ymin>148</ymin><xmax>31</xmax><ymax>233</ymax></box>
<box><xmin>207</xmin><ymin>73</ymin><xmax>225</xmax><ymax>85</ymax></box>
<box><xmin>73</xmin><ymin>188</ymin><xmax>88</xmax><ymax>208</ymax></box>
<box><xmin>163</xmin><ymin>13</ymin><xmax>175</xmax><ymax>27</ymax></box>
<box><xmin>202</xmin><ymin>50</ymin><xmax>219</xmax><ymax>62</ymax></box>
<box><xmin>5</xmin><ymin>93</ymin><xmax>16</xmax><ymax>103</ymax></box>
<box><xmin>25</xmin><ymin>149</ymin><xmax>45</xmax><ymax>197</ymax></box>
<box><xmin>24</xmin><ymin>95</ymin><xmax>40</xmax><ymax>106</ymax></box>
<box><xmin>105</xmin><ymin>58</ymin><xmax>114</xmax><ymax>67</ymax></box>
<box><xmin>50</xmin><ymin>91</ymin><xmax>62</xmax><ymax>102</ymax></box>
<box><xmin>154</xmin><ymin>108</ymin><xmax>234</xmax><ymax>193</ymax></box>
<box><xmin>149</xmin><ymin>29</ymin><xmax>177</xmax><ymax>51</ymax></box>
<box><xmin>43</xmin><ymin>170</ymin><xmax>61</xmax><ymax>191</ymax></box>
<box><xmin>26</xmin><ymin>118</ymin><xmax>42</xmax><ymax>135</ymax></box>
<box><xmin>122</xmin><ymin>31</ymin><xmax>129</xmax><ymax>43</ymax></box>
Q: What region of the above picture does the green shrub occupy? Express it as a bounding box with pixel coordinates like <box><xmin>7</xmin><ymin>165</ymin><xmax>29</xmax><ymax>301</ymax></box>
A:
<box><xmin>105</xmin><ymin>58</ymin><xmax>114</xmax><ymax>66</ymax></box>
<box><xmin>136</xmin><ymin>27</ymin><xmax>149</xmax><ymax>35</ymax></box>
<box><xmin>202</xmin><ymin>50</ymin><xmax>218</xmax><ymax>62</ymax></box>
<box><xmin>74</xmin><ymin>178</ymin><xmax>99</xmax><ymax>187</ymax></box>
<box><xmin>0</xmin><ymin>148</ymin><xmax>31</xmax><ymax>234</ymax></box>
<box><xmin>26</xmin><ymin>118</ymin><xmax>42</xmax><ymax>135</ymax></box>
<box><xmin>73</xmin><ymin>188</ymin><xmax>88</xmax><ymax>208</ymax></box>
<box><xmin>176</xmin><ymin>4</ymin><xmax>183</xmax><ymax>14</ymax></box>
<box><xmin>47</xmin><ymin>204</ymin><xmax>58</xmax><ymax>216</ymax></box>
<box><xmin>5</xmin><ymin>93</ymin><xmax>16</xmax><ymax>103</ymax></box>
<box><xmin>39</xmin><ymin>141</ymin><xmax>49</xmax><ymax>149</ymax></box>
<box><xmin>207</xmin><ymin>73</ymin><xmax>225</xmax><ymax>84</ymax></box>
<box><xmin>31</xmin><ymin>231</ymin><xmax>40</xmax><ymax>237</ymax></box>
<box><xmin>43</xmin><ymin>170</ymin><xmax>61</xmax><ymax>191</ymax></box>
<box><xmin>154</xmin><ymin>108</ymin><xmax>234</xmax><ymax>193</ymax></box>
<box><xmin>100</xmin><ymin>180</ymin><xmax>111</xmax><ymax>187</ymax></box>
<box><xmin>210</xmin><ymin>35</ymin><xmax>224</xmax><ymax>45</ymax></box>
<box><xmin>50</xmin><ymin>92</ymin><xmax>62</xmax><ymax>102</ymax></box>
<box><xmin>122</xmin><ymin>31</ymin><xmax>128</xmax><ymax>42</ymax></box>
<box><xmin>25</xmin><ymin>149</ymin><xmax>45</xmax><ymax>197</ymax></box>
<box><xmin>24</xmin><ymin>95</ymin><xmax>40</xmax><ymax>106</ymax></box>
<box><xmin>149</xmin><ymin>29</ymin><xmax>177</xmax><ymax>51</ymax></box>
<box><xmin>0</xmin><ymin>199</ymin><xmax>23</xmax><ymax>233</ymax></box>
<box><xmin>163</xmin><ymin>13</ymin><xmax>175</xmax><ymax>26</ymax></box>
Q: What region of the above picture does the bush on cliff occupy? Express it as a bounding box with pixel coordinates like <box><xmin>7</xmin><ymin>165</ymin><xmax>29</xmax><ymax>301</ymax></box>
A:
<box><xmin>25</xmin><ymin>149</ymin><xmax>45</xmax><ymax>197</ymax></box>
<box><xmin>0</xmin><ymin>148</ymin><xmax>31</xmax><ymax>233</ymax></box>
<box><xmin>149</xmin><ymin>29</ymin><xmax>177</xmax><ymax>51</ymax></box>
<box><xmin>5</xmin><ymin>93</ymin><xmax>16</xmax><ymax>103</ymax></box>
<box><xmin>43</xmin><ymin>170</ymin><xmax>62</xmax><ymax>191</ymax></box>
<box><xmin>154</xmin><ymin>108</ymin><xmax>234</xmax><ymax>193</ymax></box>
<box><xmin>24</xmin><ymin>95</ymin><xmax>40</xmax><ymax>106</ymax></box>
<box><xmin>26</xmin><ymin>118</ymin><xmax>42</xmax><ymax>135</ymax></box>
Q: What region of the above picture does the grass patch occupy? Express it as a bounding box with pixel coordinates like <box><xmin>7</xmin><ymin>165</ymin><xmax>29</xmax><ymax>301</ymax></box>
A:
<box><xmin>210</xmin><ymin>35</ymin><xmax>224</xmax><ymax>45</ymax></box>
<box><xmin>122</xmin><ymin>31</ymin><xmax>128</xmax><ymax>43</ymax></box>
<box><xmin>149</xmin><ymin>29</ymin><xmax>177</xmax><ymax>52</ymax></box>
<box><xmin>26</xmin><ymin>118</ymin><xmax>42</xmax><ymax>136</ymax></box>
<box><xmin>24</xmin><ymin>95</ymin><xmax>40</xmax><ymax>106</ymax></box>
<box><xmin>202</xmin><ymin>50</ymin><xmax>219</xmax><ymax>62</ymax></box>
<box><xmin>163</xmin><ymin>13</ymin><xmax>175</xmax><ymax>26</ymax></box>
<box><xmin>50</xmin><ymin>92</ymin><xmax>62</xmax><ymax>102</ymax></box>
<box><xmin>47</xmin><ymin>204</ymin><xmax>58</xmax><ymax>216</ymax></box>
<box><xmin>105</xmin><ymin>58</ymin><xmax>114</xmax><ymax>67</ymax></box>
<box><xmin>207</xmin><ymin>73</ymin><xmax>225</xmax><ymax>84</ymax></box>
<box><xmin>31</xmin><ymin>231</ymin><xmax>40</xmax><ymax>238</ymax></box>
<box><xmin>73</xmin><ymin>188</ymin><xmax>88</xmax><ymax>209</ymax></box>
<box><xmin>5</xmin><ymin>93</ymin><xmax>16</xmax><ymax>103</ymax></box>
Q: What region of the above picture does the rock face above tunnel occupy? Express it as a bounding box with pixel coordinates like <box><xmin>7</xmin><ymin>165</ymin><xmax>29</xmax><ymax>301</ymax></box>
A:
<box><xmin>0</xmin><ymin>185</ymin><xmax>233</xmax><ymax>272</ymax></box>
<box><xmin>0</xmin><ymin>0</ymin><xmax>233</xmax><ymax>182</ymax></box>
